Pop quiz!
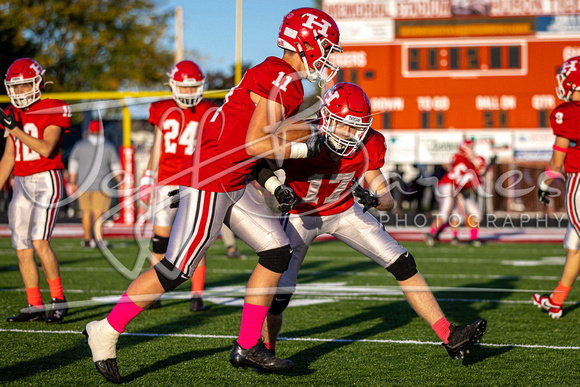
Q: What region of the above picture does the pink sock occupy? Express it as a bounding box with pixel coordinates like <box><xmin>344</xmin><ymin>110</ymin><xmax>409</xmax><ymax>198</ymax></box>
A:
<box><xmin>470</xmin><ymin>228</ymin><xmax>479</xmax><ymax>241</ymax></box>
<box><xmin>237</xmin><ymin>303</ymin><xmax>269</xmax><ymax>349</ymax></box>
<box><xmin>264</xmin><ymin>341</ymin><xmax>276</xmax><ymax>351</ymax></box>
<box><xmin>432</xmin><ymin>317</ymin><xmax>451</xmax><ymax>344</ymax></box>
<box><xmin>452</xmin><ymin>229</ymin><xmax>459</xmax><ymax>238</ymax></box>
<box><xmin>106</xmin><ymin>292</ymin><xmax>145</xmax><ymax>333</ymax></box>
<box><xmin>429</xmin><ymin>226</ymin><xmax>437</xmax><ymax>235</ymax></box>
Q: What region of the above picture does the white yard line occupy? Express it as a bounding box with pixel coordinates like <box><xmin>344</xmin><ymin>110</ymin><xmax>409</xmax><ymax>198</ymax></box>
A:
<box><xmin>1</xmin><ymin>328</ymin><xmax>578</xmax><ymax>351</ymax></box>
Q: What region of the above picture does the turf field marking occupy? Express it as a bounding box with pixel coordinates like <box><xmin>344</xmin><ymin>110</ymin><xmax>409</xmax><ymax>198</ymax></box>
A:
<box><xmin>1</xmin><ymin>328</ymin><xmax>579</xmax><ymax>350</ymax></box>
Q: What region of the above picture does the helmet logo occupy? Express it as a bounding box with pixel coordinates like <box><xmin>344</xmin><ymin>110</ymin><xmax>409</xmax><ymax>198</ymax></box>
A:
<box><xmin>323</xmin><ymin>89</ymin><xmax>340</xmax><ymax>105</ymax></box>
<box><xmin>562</xmin><ymin>59</ymin><xmax>579</xmax><ymax>75</ymax></box>
<box><xmin>170</xmin><ymin>66</ymin><xmax>178</xmax><ymax>78</ymax></box>
<box><xmin>29</xmin><ymin>62</ymin><xmax>42</xmax><ymax>75</ymax></box>
<box><xmin>301</xmin><ymin>13</ymin><xmax>332</xmax><ymax>37</ymax></box>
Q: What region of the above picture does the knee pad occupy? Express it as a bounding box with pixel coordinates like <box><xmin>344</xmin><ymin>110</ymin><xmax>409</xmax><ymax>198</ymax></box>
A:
<box><xmin>386</xmin><ymin>251</ymin><xmax>418</xmax><ymax>281</ymax></box>
<box><xmin>258</xmin><ymin>245</ymin><xmax>292</xmax><ymax>274</ymax></box>
<box><xmin>152</xmin><ymin>234</ymin><xmax>169</xmax><ymax>254</ymax></box>
<box><xmin>269</xmin><ymin>292</ymin><xmax>293</xmax><ymax>315</ymax></box>
<box><xmin>154</xmin><ymin>258</ymin><xmax>189</xmax><ymax>292</ymax></box>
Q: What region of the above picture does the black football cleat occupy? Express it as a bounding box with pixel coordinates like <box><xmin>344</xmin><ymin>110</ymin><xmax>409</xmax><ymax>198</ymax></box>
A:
<box><xmin>45</xmin><ymin>297</ymin><xmax>68</xmax><ymax>323</ymax></box>
<box><xmin>230</xmin><ymin>338</ymin><xmax>293</xmax><ymax>371</ymax></box>
<box><xmin>443</xmin><ymin>318</ymin><xmax>487</xmax><ymax>360</ymax></box>
<box><xmin>6</xmin><ymin>305</ymin><xmax>45</xmax><ymax>322</ymax></box>
<box><xmin>189</xmin><ymin>296</ymin><xmax>206</xmax><ymax>312</ymax></box>
<box><xmin>93</xmin><ymin>359</ymin><xmax>121</xmax><ymax>384</ymax></box>
<box><xmin>83</xmin><ymin>319</ymin><xmax>122</xmax><ymax>383</ymax></box>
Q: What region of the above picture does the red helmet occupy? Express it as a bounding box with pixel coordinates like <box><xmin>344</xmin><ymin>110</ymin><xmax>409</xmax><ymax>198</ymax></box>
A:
<box><xmin>458</xmin><ymin>139</ymin><xmax>474</xmax><ymax>159</ymax></box>
<box><xmin>320</xmin><ymin>82</ymin><xmax>373</xmax><ymax>157</ymax></box>
<box><xmin>4</xmin><ymin>58</ymin><xmax>45</xmax><ymax>108</ymax></box>
<box><xmin>556</xmin><ymin>56</ymin><xmax>580</xmax><ymax>102</ymax></box>
<box><xmin>277</xmin><ymin>7</ymin><xmax>342</xmax><ymax>85</ymax></box>
<box><xmin>167</xmin><ymin>60</ymin><xmax>205</xmax><ymax>107</ymax></box>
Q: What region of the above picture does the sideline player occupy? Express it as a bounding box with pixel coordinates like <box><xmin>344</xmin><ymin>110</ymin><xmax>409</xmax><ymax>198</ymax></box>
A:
<box><xmin>83</xmin><ymin>8</ymin><xmax>343</xmax><ymax>383</ymax></box>
<box><xmin>0</xmin><ymin>58</ymin><xmax>71</xmax><ymax>323</ymax></box>
<box><xmin>533</xmin><ymin>55</ymin><xmax>580</xmax><ymax>318</ymax></box>
<box><xmin>425</xmin><ymin>140</ymin><xmax>484</xmax><ymax>247</ymax></box>
<box><xmin>138</xmin><ymin>60</ymin><xmax>217</xmax><ymax>312</ymax></box>
<box><xmin>252</xmin><ymin>82</ymin><xmax>487</xmax><ymax>361</ymax></box>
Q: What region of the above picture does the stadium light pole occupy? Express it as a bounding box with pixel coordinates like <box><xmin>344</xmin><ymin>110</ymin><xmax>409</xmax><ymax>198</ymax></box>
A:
<box><xmin>235</xmin><ymin>0</ymin><xmax>242</xmax><ymax>84</ymax></box>
<box><xmin>174</xmin><ymin>6</ymin><xmax>184</xmax><ymax>64</ymax></box>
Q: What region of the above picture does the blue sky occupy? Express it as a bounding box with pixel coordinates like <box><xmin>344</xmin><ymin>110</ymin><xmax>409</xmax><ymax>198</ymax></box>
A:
<box><xmin>156</xmin><ymin>1</ymin><xmax>316</xmax><ymax>74</ymax></box>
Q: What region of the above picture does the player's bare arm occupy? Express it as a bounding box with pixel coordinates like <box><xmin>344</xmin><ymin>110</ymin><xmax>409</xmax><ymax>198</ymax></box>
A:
<box><xmin>0</xmin><ymin>137</ymin><xmax>15</xmax><ymax>188</ymax></box>
<box><xmin>544</xmin><ymin>135</ymin><xmax>568</xmax><ymax>186</ymax></box>
<box><xmin>8</xmin><ymin>124</ymin><xmax>63</xmax><ymax>158</ymax></box>
<box><xmin>146</xmin><ymin>126</ymin><xmax>163</xmax><ymax>172</ymax></box>
<box><xmin>245</xmin><ymin>93</ymin><xmax>312</xmax><ymax>160</ymax></box>
<box><xmin>364</xmin><ymin>168</ymin><xmax>395</xmax><ymax>211</ymax></box>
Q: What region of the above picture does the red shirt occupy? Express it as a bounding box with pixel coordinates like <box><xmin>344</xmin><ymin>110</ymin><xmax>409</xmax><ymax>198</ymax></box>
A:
<box><xmin>439</xmin><ymin>153</ymin><xmax>481</xmax><ymax>191</ymax></box>
<box><xmin>3</xmin><ymin>99</ymin><xmax>71</xmax><ymax>176</ymax></box>
<box><xmin>149</xmin><ymin>99</ymin><xmax>218</xmax><ymax>186</ymax></box>
<box><xmin>550</xmin><ymin>101</ymin><xmax>580</xmax><ymax>173</ymax></box>
<box><xmin>179</xmin><ymin>57</ymin><xmax>304</xmax><ymax>192</ymax></box>
<box><xmin>283</xmin><ymin>129</ymin><xmax>386</xmax><ymax>216</ymax></box>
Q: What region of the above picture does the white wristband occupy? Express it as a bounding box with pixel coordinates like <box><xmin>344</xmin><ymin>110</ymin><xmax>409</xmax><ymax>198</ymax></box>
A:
<box><xmin>264</xmin><ymin>176</ymin><xmax>283</xmax><ymax>194</ymax></box>
<box><xmin>144</xmin><ymin>169</ymin><xmax>154</xmax><ymax>178</ymax></box>
<box><xmin>289</xmin><ymin>142</ymin><xmax>308</xmax><ymax>159</ymax></box>
<box><xmin>140</xmin><ymin>175</ymin><xmax>155</xmax><ymax>187</ymax></box>
<box><xmin>539</xmin><ymin>181</ymin><xmax>550</xmax><ymax>191</ymax></box>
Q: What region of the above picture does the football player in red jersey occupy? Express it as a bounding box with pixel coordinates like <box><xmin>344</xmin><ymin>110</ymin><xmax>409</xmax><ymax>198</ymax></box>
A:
<box><xmin>138</xmin><ymin>60</ymin><xmax>218</xmax><ymax>312</ymax></box>
<box><xmin>533</xmin><ymin>55</ymin><xmax>580</xmax><ymax>319</ymax></box>
<box><xmin>84</xmin><ymin>8</ymin><xmax>343</xmax><ymax>382</ymax></box>
<box><xmin>0</xmin><ymin>58</ymin><xmax>72</xmax><ymax>323</ymax></box>
<box><xmin>249</xmin><ymin>82</ymin><xmax>486</xmax><ymax>361</ymax></box>
<box><xmin>425</xmin><ymin>139</ymin><xmax>484</xmax><ymax>247</ymax></box>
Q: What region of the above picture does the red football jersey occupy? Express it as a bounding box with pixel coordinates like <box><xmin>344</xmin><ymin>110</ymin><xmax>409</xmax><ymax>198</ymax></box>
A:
<box><xmin>550</xmin><ymin>101</ymin><xmax>580</xmax><ymax>173</ymax></box>
<box><xmin>439</xmin><ymin>153</ymin><xmax>481</xmax><ymax>190</ymax></box>
<box><xmin>3</xmin><ymin>99</ymin><xmax>71</xmax><ymax>176</ymax></box>
<box><xmin>283</xmin><ymin>129</ymin><xmax>386</xmax><ymax>216</ymax></box>
<box><xmin>149</xmin><ymin>99</ymin><xmax>218</xmax><ymax>186</ymax></box>
<box><xmin>179</xmin><ymin>56</ymin><xmax>304</xmax><ymax>192</ymax></box>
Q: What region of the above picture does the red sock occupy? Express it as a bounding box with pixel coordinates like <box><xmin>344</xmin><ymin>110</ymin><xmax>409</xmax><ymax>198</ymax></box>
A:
<box><xmin>25</xmin><ymin>287</ymin><xmax>43</xmax><ymax>309</ymax></box>
<box><xmin>470</xmin><ymin>228</ymin><xmax>479</xmax><ymax>241</ymax></box>
<box><xmin>432</xmin><ymin>317</ymin><xmax>451</xmax><ymax>344</ymax></box>
<box><xmin>551</xmin><ymin>282</ymin><xmax>572</xmax><ymax>306</ymax></box>
<box><xmin>46</xmin><ymin>276</ymin><xmax>64</xmax><ymax>300</ymax></box>
<box><xmin>107</xmin><ymin>292</ymin><xmax>145</xmax><ymax>333</ymax></box>
<box><xmin>237</xmin><ymin>303</ymin><xmax>269</xmax><ymax>349</ymax></box>
<box><xmin>191</xmin><ymin>265</ymin><xmax>206</xmax><ymax>298</ymax></box>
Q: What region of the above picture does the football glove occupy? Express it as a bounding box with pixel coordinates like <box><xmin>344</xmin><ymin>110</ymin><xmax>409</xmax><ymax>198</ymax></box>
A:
<box><xmin>0</xmin><ymin>108</ymin><xmax>17</xmax><ymax>130</ymax></box>
<box><xmin>274</xmin><ymin>185</ymin><xmax>298</xmax><ymax>213</ymax></box>
<box><xmin>352</xmin><ymin>180</ymin><xmax>379</xmax><ymax>213</ymax></box>
<box><xmin>168</xmin><ymin>188</ymin><xmax>180</xmax><ymax>209</ymax></box>
<box><xmin>305</xmin><ymin>133</ymin><xmax>324</xmax><ymax>158</ymax></box>
<box><xmin>538</xmin><ymin>185</ymin><xmax>550</xmax><ymax>205</ymax></box>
